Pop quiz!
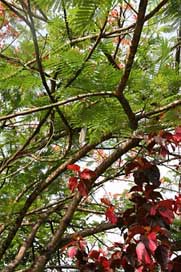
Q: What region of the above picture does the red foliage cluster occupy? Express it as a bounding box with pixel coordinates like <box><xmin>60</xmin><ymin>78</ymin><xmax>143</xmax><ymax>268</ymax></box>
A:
<box><xmin>118</xmin><ymin>158</ymin><xmax>177</xmax><ymax>272</ymax></box>
<box><xmin>67</xmin><ymin>154</ymin><xmax>181</xmax><ymax>271</ymax></box>
<box><xmin>146</xmin><ymin>127</ymin><xmax>181</xmax><ymax>157</ymax></box>
<box><xmin>67</xmin><ymin>164</ymin><xmax>95</xmax><ymax>197</ymax></box>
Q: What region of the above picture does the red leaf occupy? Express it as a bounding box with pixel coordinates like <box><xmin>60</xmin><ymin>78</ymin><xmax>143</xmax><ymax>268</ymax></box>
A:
<box><xmin>110</xmin><ymin>251</ymin><xmax>122</xmax><ymax>269</ymax></box>
<box><xmin>158</xmin><ymin>199</ymin><xmax>174</xmax><ymax>209</ymax></box>
<box><xmin>99</xmin><ymin>256</ymin><xmax>110</xmax><ymax>270</ymax></box>
<box><xmin>68</xmin><ymin>177</ymin><xmax>78</xmax><ymax>192</ymax></box>
<box><xmin>161</xmin><ymin>131</ymin><xmax>173</xmax><ymax>141</ymax></box>
<box><xmin>158</xmin><ymin>208</ymin><xmax>174</xmax><ymax>224</ymax></box>
<box><xmin>146</xmin><ymin>232</ymin><xmax>157</xmax><ymax>254</ymax></box>
<box><xmin>136</xmin><ymin>266</ymin><xmax>144</xmax><ymax>272</ymax></box>
<box><xmin>136</xmin><ymin>242</ymin><xmax>152</xmax><ymax>264</ymax></box>
<box><xmin>101</xmin><ymin>197</ymin><xmax>111</xmax><ymax>206</ymax></box>
<box><xmin>89</xmin><ymin>250</ymin><xmax>100</xmax><ymax>260</ymax></box>
<box><xmin>77</xmin><ymin>181</ymin><xmax>88</xmax><ymax>197</ymax></box>
<box><xmin>169</xmin><ymin>256</ymin><xmax>181</xmax><ymax>272</ymax></box>
<box><xmin>67</xmin><ymin>246</ymin><xmax>77</xmax><ymax>258</ymax></box>
<box><xmin>67</xmin><ymin>164</ymin><xmax>80</xmax><ymax>172</ymax></box>
<box><xmin>128</xmin><ymin>225</ymin><xmax>145</xmax><ymax>238</ymax></box>
<box><xmin>78</xmin><ymin>239</ymin><xmax>87</xmax><ymax>250</ymax></box>
<box><xmin>125</xmin><ymin>161</ymin><xmax>140</xmax><ymax>175</ymax></box>
<box><xmin>147</xmin><ymin>231</ymin><xmax>157</xmax><ymax>241</ymax></box>
<box><xmin>175</xmin><ymin>194</ymin><xmax>181</xmax><ymax>214</ymax></box>
<box><xmin>160</xmin><ymin>146</ymin><xmax>169</xmax><ymax>157</ymax></box>
<box><xmin>172</xmin><ymin>126</ymin><xmax>181</xmax><ymax>144</ymax></box>
<box><xmin>155</xmin><ymin>245</ymin><xmax>169</xmax><ymax>270</ymax></box>
<box><xmin>80</xmin><ymin>168</ymin><xmax>95</xmax><ymax>180</ymax></box>
<box><xmin>130</xmin><ymin>185</ymin><xmax>143</xmax><ymax>192</ymax></box>
<box><xmin>147</xmin><ymin>239</ymin><xmax>157</xmax><ymax>254</ymax></box>
<box><xmin>111</xmin><ymin>250</ymin><xmax>121</xmax><ymax>261</ymax></box>
<box><xmin>150</xmin><ymin>206</ymin><xmax>157</xmax><ymax>216</ymax></box>
<box><xmin>105</xmin><ymin>206</ymin><xmax>117</xmax><ymax>224</ymax></box>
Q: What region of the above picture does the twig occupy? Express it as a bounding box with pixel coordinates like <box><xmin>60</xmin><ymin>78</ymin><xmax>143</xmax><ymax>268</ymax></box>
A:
<box><xmin>61</xmin><ymin>0</ymin><xmax>72</xmax><ymax>43</ymax></box>
<box><xmin>137</xmin><ymin>99</ymin><xmax>181</xmax><ymax>120</ymax></box>
<box><xmin>27</xmin><ymin>0</ymin><xmax>72</xmax><ymax>137</ymax></box>
<box><xmin>69</xmin><ymin>0</ymin><xmax>168</xmax><ymax>44</ymax></box>
<box><xmin>0</xmin><ymin>52</ymin><xmax>51</xmax><ymax>78</ymax></box>
<box><xmin>0</xmin><ymin>0</ymin><xmax>30</xmax><ymax>25</ymax></box>
<box><xmin>123</xmin><ymin>0</ymin><xmax>138</xmax><ymax>15</ymax></box>
<box><xmin>115</xmin><ymin>0</ymin><xmax>148</xmax><ymax>130</ymax></box>
<box><xmin>27</xmin><ymin>138</ymin><xmax>140</xmax><ymax>271</ymax></box>
<box><xmin>0</xmin><ymin>92</ymin><xmax>115</xmax><ymax>122</ymax></box>
<box><xmin>104</xmin><ymin>52</ymin><xmax>121</xmax><ymax>69</ymax></box>
<box><xmin>64</xmin><ymin>16</ymin><xmax>109</xmax><ymax>88</ymax></box>
<box><xmin>0</xmin><ymin>110</ymin><xmax>51</xmax><ymax>174</ymax></box>
<box><xmin>0</xmin><ymin>133</ymin><xmax>112</xmax><ymax>259</ymax></box>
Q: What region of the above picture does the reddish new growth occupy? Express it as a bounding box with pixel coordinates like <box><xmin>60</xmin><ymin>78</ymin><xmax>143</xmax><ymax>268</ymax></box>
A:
<box><xmin>0</xmin><ymin>2</ymin><xmax>19</xmax><ymax>48</ymax></box>
<box><xmin>67</xmin><ymin>164</ymin><xmax>95</xmax><ymax>197</ymax></box>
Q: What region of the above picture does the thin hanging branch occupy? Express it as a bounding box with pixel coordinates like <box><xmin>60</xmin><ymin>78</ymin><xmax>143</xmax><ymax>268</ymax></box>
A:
<box><xmin>137</xmin><ymin>99</ymin><xmax>181</xmax><ymax>119</ymax></box>
<box><xmin>26</xmin><ymin>0</ymin><xmax>72</xmax><ymax>137</ymax></box>
<box><xmin>64</xmin><ymin>16</ymin><xmax>109</xmax><ymax>88</ymax></box>
<box><xmin>61</xmin><ymin>0</ymin><xmax>72</xmax><ymax>44</ymax></box>
<box><xmin>0</xmin><ymin>110</ymin><xmax>51</xmax><ymax>174</ymax></box>
<box><xmin>68</xmin><ymin>0</ymin><xmax>168</xmax><ymax>45</ymax></box>
<box><xmin>175</xmin><ymin>21</ymin><xmax>181</xmax><ymax>72</ymax></box>
<box><xmin>0</xmin><ymin>92</ymin><xmax>115</xmax><ymax>122</ymax></box>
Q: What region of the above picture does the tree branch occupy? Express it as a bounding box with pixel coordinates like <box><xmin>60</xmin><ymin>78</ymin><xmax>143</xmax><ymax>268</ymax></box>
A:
<box><xmin>64</xmin><ymin>17</ymin><xmax>108</xmax><ymax>88</ymax></box>
<box><xmin>0</xmin><ymin>52</ymin><xmax>50</xmax><ymax>77</ymax></box>
<box><xmin>0</xmin><ymin>110</ymin><xmax>51</xmax><ymax>174</ymax></box>
<box><xmin>115</xmin><ymin>0</ymin><xmax>148</xmax><ymax>130</ymax></box>
<box><xmin>137</xmin><ymin>99</ymin><xmax>181</xmax><ymax>120</ymax></box>
<box><xmin>116</xmin><ymin>0</ymin><xmax>148</xmax><ymax>96</ymax></box>
<box><xmin>25</xmin><ymin>0</ymin><xmax>72</xmax><ymax>140</ymax></box>
<box><xmin>0</xmin><ymin>133</ymin><xmax>112</xmax><ymax>260</ymax></box>
<box><xmin>60</xmin><ymin>222</ymin><xmax>117</xmax><ymax>249</ymax></box>
<box><xmin>70</xmin><ymin>0</ymin><xmax>168</xmax><ymax>44</ymax></box>
<box><xmin>25</xmin><ymin>137</ymin><xmax>140</xmax><ymax>271</ymax></box>
<box><xmin>0</xmin><ymin>92</ymin><xmax>115</xmax><ymax>122</ymax></box>
<box><xmin>61</xmin><ymin>0</ymin><xmax>72</xmax><ymax>43</ymax></box>
<box><xmin>11</xmin><ymin>0</ymin><xmax>47</xmax><ymax>22</ymax></box>
<box><xmin>2</xmin><ymin>219</ymin><xmax>43</xmax><ymax>272</ymax></box>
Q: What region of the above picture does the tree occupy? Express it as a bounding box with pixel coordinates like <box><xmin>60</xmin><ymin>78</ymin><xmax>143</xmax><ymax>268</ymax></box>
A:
<box><xmin>0</xmin><ymin>0</ymin><xmax>180</xmax><ymax>271</ymax></box>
